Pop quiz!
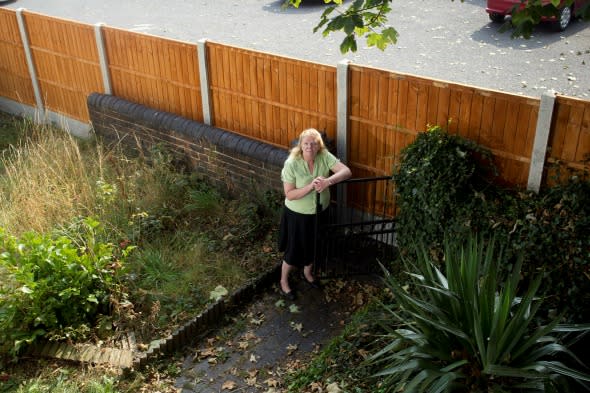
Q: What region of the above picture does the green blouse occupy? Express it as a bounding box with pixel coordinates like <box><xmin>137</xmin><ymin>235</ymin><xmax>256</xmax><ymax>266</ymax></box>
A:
<box><xmin>281</xmin><ymin>150</ymin><xmax>339</xmax><ymax>214</ymax></box>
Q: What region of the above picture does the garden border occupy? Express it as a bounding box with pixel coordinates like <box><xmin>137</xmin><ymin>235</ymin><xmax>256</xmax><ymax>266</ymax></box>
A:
<box><xmin>26</xmin><ymin>264</ymin><xmax>280</xmax><ymax>371</ymax></box>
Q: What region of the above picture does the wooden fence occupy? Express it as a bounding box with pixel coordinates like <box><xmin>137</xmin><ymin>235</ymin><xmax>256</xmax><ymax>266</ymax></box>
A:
<box><xmin>1</xmin><ymin>7</ymin><xmax>588</xmax><ymax>195</ymax></box>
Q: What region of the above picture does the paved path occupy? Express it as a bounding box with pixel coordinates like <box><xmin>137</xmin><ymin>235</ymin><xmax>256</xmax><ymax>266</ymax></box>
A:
<box><xmin>4</xmin><ymin>0</ymin><xmax>589</xmax><ymax>99</ymax></box>
<box><xmin>175</xmin><ymin>275</ymin><xmax>381</xmax><ymax>393</ymax></box>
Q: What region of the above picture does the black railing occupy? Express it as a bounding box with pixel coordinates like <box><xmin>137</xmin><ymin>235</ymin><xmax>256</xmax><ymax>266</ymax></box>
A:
<box><xmin>314</xmin><ymin>176</ymin><xmax>397</xmax><ymax>278</ymax></box>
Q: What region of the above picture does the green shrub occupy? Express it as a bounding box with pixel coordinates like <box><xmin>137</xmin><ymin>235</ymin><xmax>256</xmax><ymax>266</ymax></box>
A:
<box><xmin>367</xmin><ymin>236</ymin><xmax>590</xmax><ymax>392</ymax></box>
<box><xmin>392</xmin><ymin>125</ymin><xmax>496</xmax><ymax>255</ymax></box>
<box><xmin>0</xmin><ymin>217</ymin><xmax>131</xmax><ymax>355</ymax></box>
<box><xmin>392</xmin><ymin>125</ymin><xmax>590</xmax><ymax>323</ymax></box>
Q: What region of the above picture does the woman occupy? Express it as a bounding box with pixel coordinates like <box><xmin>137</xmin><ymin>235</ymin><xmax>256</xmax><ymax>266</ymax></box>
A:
<box><xmin>278</xmin><ymin>128</ymin><xmax>352</xmax><ymax>300</ymax></box>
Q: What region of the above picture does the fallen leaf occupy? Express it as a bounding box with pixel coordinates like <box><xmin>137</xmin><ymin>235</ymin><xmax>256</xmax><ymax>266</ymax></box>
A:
<box><xmin>286</xmin><ymin>343</ymin><xmax>298</xmax><ymax>355</ymax></box>
<box><xmin>250</xmin><ymin>353</ymin><xmax>258</xmax><ymax>363</ymax></box>
<box><xmin>327</xmin><ymin>381</ymin><xmax>342</xmax><ymax>392</ymax></box>
<box><xmin>289</xmin><ymin>304</ymin><xmax>300</xmax><ymax>313</ymax></box>
<box><xmin>265</xmin><ymin>378</ymin><xmax>280</xmax><ymax>387</ymax></box>
<box><xmin>209</xmin><ymin>285</ymin><xmax>228</xmax><ymax>301</ymax></box>
<box><xmin>275</xmin><ymin>299</ymin><xmax>286</xmax><ymax>308</ymax></box>
<box><xmin>250</xmin><ymin>316</ymin><xmax>264</xmax><ymax>325</ymax></box>
<box><xmin>243</xmin><ymin>331</ymin><xmax>257</xmax><ymax>341</ymax></box>
<box><xmin>290</xmin><ymin>322</ymin><xmax>303</xmax><ymax>333</ymax></box>
<box><xmin>222</xmin><ymin>380</ymin><xmax>237</xmax><ymax>390</ymax></box>
<box><xmin>238</xmin><ymin>340</ymin><xmax>249</xmax><ymax>350</ymax></box>
<box><xmin>246</xmin><ymin>376</ymin><xmax>257</xmax><ymax>386</ymax></box>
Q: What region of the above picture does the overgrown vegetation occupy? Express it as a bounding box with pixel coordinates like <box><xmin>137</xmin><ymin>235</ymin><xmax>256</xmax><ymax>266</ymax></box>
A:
<box><xmin>392</xmin><ymin>125</ymin><xmax>590</xmax><ymax>324</ymax></box>
<box><xmin>0</xmin><ymin>113</ymin><xmax>281</xmax><ymax>391</ymax></box>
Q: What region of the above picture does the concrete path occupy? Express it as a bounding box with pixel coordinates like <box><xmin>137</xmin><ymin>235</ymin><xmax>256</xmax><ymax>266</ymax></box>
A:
<box><xmin>175</xmin><ymin>275</ymin><xmax>381</xmax><ymax>393</ymax></box>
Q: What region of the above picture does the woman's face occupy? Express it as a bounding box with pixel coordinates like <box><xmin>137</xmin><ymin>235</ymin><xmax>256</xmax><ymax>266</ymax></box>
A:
<box><xmin>301</xmin><ymin>135</ymin><xmax>320</xmax><ymax>157</ymax></box>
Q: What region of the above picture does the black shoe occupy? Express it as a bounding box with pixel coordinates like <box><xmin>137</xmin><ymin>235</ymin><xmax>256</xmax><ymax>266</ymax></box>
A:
<box><xmin>301</xmin><ymin>273</ymin><xmax>322</xmax><ymax>290</ymax></box>
<box><xmin>281</xmin><ymin>289</ymin><xmax>296</xmax><ymax>301</ymax></box>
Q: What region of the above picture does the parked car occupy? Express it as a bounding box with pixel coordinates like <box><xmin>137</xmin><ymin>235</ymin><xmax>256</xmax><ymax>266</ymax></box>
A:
<box><xmin>486</xmin><ymin>0</ymin><xmax>589</xmax><ymax>31</ymax></box>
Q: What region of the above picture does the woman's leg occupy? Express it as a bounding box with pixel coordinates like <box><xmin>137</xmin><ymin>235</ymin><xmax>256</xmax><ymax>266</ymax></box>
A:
<box><xmin>303</xmin><ymin>264</ymin><xmax>315</xmax><ymax>283</ymax></box>
<box><xmin>280</xmin><ymin>260</ymin><xmax>295</xmax><ymax>293</ymax></box>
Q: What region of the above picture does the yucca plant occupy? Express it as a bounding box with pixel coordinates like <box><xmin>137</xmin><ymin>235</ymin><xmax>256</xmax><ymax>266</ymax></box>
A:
<box><xmin>368</xmin><ymin>235</ymin><xmax>590</xmax><ymax>392</ymax></box>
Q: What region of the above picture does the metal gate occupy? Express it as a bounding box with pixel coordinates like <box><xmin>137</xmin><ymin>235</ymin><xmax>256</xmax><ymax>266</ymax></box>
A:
<box><xmin>314</xmin><ymin>176</ymin><xmax>397</xmax><ymax>278</ymax></box>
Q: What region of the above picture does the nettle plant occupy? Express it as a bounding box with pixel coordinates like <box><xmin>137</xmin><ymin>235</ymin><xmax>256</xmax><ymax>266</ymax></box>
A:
<box><xmin>0</xmin><ymin>217</ymin><xmax>131</xmax><ymax>355</ymax></box>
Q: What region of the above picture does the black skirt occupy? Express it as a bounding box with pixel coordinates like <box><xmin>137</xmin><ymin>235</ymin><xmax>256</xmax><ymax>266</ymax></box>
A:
<box><xmin>278</xmin><ymin>206</ymin><xmax>328</xmax><ymax>267</ymax></box>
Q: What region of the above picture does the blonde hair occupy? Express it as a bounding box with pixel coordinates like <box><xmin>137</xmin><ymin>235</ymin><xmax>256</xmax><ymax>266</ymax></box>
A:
<box><xmin>288</xmin><ymin>128</ymin><xmax>326</xmax><ymax>160</ymax></box>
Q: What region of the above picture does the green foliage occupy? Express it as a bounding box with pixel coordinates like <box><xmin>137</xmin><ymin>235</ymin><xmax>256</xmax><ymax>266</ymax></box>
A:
<box><xmin>392</xmin><ymin>125</ymin><xmax>590</xmax><ymax>323</ymax></box>
<box><xmin>505</xmin><ymin>0</ymin><xmax>590</xmax><ymax>38</ymax></box>
<box><xmin>368</xmin><ymin>236</ymin><xmax>590</xmax><ymax>392</ymax></box>
<box><xmin>392</xmin><ymin>125</ymin><xmax>496</xmax><ymax>255</ymax></box>
<box><xmin>287</xmin><ymin>0</ymin><xmax>398</xmax><ymax>53</ymax></box>
<box><xmin>0</xmin><ymin>217</ymin><xmax>130</xmax><ymax>355</ymax></box>
<box><xmin>286</xmin><ymin>0</ymin><xmax>589</xmax><ymax>53</ymax></box>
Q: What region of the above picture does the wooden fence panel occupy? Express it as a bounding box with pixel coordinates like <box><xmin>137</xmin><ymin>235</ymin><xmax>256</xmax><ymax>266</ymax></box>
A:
<box><xmin>23</xmin><ymin>12</ymin><xmax>103</xmax><ymax>122</ymax></box>
<box><xmin>546</xmin><ymin>95</ymin><xmax>590</xmax><ymax>180</ymax></box>
<box><xmin>348</xmin><ymin>65</ymin><xmax>540</xmax><ymax>188</ymax></box>
<box><xmin>102</xmin><ymin>27</ymin><xmax>202</xmax><ymax>123</ymax></box>
<box><xmin>207</xmin><ymin>42</ymin><xmax>337</xmax><ymax>149</ymax></box>
<box><xmin>0</xmin><ymin>9</ymin><xmax>36</xmax><ymax>107</ymax></box>
<box><xmin>2</xmin><ymin>11</ymin><xmax>590</xmax><ymax>197</ymax></box>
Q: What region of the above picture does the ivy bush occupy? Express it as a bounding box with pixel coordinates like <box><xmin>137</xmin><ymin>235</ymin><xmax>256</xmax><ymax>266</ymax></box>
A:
<box><xmin>392</xmin><ymin>126</ymin><xmax>590</xmax><ymax>323</ymax></box>
<box><xmin>392</xmin><ymin>125</ymin><xmax>496</xmax><ymax>255</ymax></box>
<box><xmin>0</xmin><ymin>217</ymin><xmax>131</xmax><ymax>355</ymax></box>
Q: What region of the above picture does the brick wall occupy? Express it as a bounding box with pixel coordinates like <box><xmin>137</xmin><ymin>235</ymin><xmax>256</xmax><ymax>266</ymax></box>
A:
<box><xmin>87</xmin><ymin>93</ymin><xmax>288</xmax><ymax>197</ymax></box>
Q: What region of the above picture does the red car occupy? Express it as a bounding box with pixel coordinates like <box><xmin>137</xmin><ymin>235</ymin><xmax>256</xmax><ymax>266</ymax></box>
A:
<box><xmin>486</xmin><ymin>0</ymin><xmax>589</xmax><ymax>31</ymax></box>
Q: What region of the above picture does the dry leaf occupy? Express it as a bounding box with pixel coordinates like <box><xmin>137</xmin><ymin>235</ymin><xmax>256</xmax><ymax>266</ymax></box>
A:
<box><xmin>238</xmin><ymin>340</ymin><xmax>249</xmax><ymax>350</ymax></box>
<box><xmin>290</xmin><ymin>322</ymin><xmax>303</xmax><ymax>333</ymax></box>
<box><xmin>265</xmin><ymin>378</ymin><xmax>280</xmax><ymax>387</ymax></box>
<box><xmin>246</xmin><ymin>376</ymin><xmax>257</xmax><ymax>386</ymax></box>
<box><xmin>286</xmin><ymin>343</ymin><xmax>298</xmax><ymax>355</ymax></box>
<box><xmin>243</xmin><ymin>331</ymin><xmax>257</xmax><ymax>341</ymax></box>
<box><xmin>250</xmin><ymin>353</ymin><xmax>258</xmax><ymax>363</ymax></box>
<box><xmin>221</xmin><ymin>380</ymin><xmax>237</xmax><ymax>390</ymax></box>
<box><xmin>326</xmin><ymin>382</ymin><xmax>342</xmax><ymax>392</ymax></box>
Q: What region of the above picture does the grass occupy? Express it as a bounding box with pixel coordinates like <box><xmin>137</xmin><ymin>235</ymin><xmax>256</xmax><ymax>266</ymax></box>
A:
<box><xmin>0</xmin><ymin>113</ymin><xmax>280</xmax><ymax>392</ymax></box>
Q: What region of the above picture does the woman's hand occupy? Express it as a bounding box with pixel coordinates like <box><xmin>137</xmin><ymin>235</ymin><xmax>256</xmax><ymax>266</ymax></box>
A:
<box><xmin>312</xmin><ymin>177</ymin><xmax>331</xmax><ymax>192</ymax></box>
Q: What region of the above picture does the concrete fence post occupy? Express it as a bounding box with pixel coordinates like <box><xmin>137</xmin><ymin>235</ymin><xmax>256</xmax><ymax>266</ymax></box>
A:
<box><xmin>527</xmin><ymin>90</ymin><xmax>556</xmax><ymax>193</ymax></box>
<box><xmin>16</xmin><ymin>8</ymin><xmax>44</xmax><ymax>118</ymax></box>
<box><xmin>336</xmin><ymin>59</ymin><xmax>350</xmax><ymax>164</ymax></box>
<box><xmin>336</xmin><ymin>59</ymin><xmax>350</xmax><ymax>210</ymax></box>
<box><xmin>197</xmin><ymin>39</ymin><xmax>212</xmax><ymax>126</ymax></box>
<box><xmin>94</xmin><ymin>23</ymin><xmax>112</xmax><ymax>95</ymax></box>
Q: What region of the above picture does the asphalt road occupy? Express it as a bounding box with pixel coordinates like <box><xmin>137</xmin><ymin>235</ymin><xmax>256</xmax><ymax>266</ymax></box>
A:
<box><xmin>3</xmin><ymin>0</ymin><xmax>590</xmax><ymax>99</ymax></box>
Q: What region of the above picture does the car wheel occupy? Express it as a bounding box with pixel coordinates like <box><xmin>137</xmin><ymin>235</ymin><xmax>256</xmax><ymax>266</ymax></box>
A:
<box><xmin>489</xmin><ymin>13</ymin><xmax>505</xmax><ymax>23</ymax></box>
<box><xmin>553</xmin><ymin>6</ymin><xmax>572</xmax><ymax>31</ymax></box>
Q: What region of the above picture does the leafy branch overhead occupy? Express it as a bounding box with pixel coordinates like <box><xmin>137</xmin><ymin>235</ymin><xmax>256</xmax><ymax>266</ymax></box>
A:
<box><xmin>286</xmin><ymin>0</ymin><xmax>398</xmax><ymax>53</ymax></box>
<box><xmin>286</xmin><ymin>0</ymin><xmax>590</xmax><ymax>54</ymax></box>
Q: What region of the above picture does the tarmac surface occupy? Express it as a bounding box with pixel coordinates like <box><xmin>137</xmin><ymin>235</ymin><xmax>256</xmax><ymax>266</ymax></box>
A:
<box><xmin>175</xmin><ymin>274</ymin><xmax>383</xmax><ymax>393</ymax></box>
<box><xmin>3</xmin><ymin>0</ymin><xmax>590</xmax><ymax>99</ymax></box>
